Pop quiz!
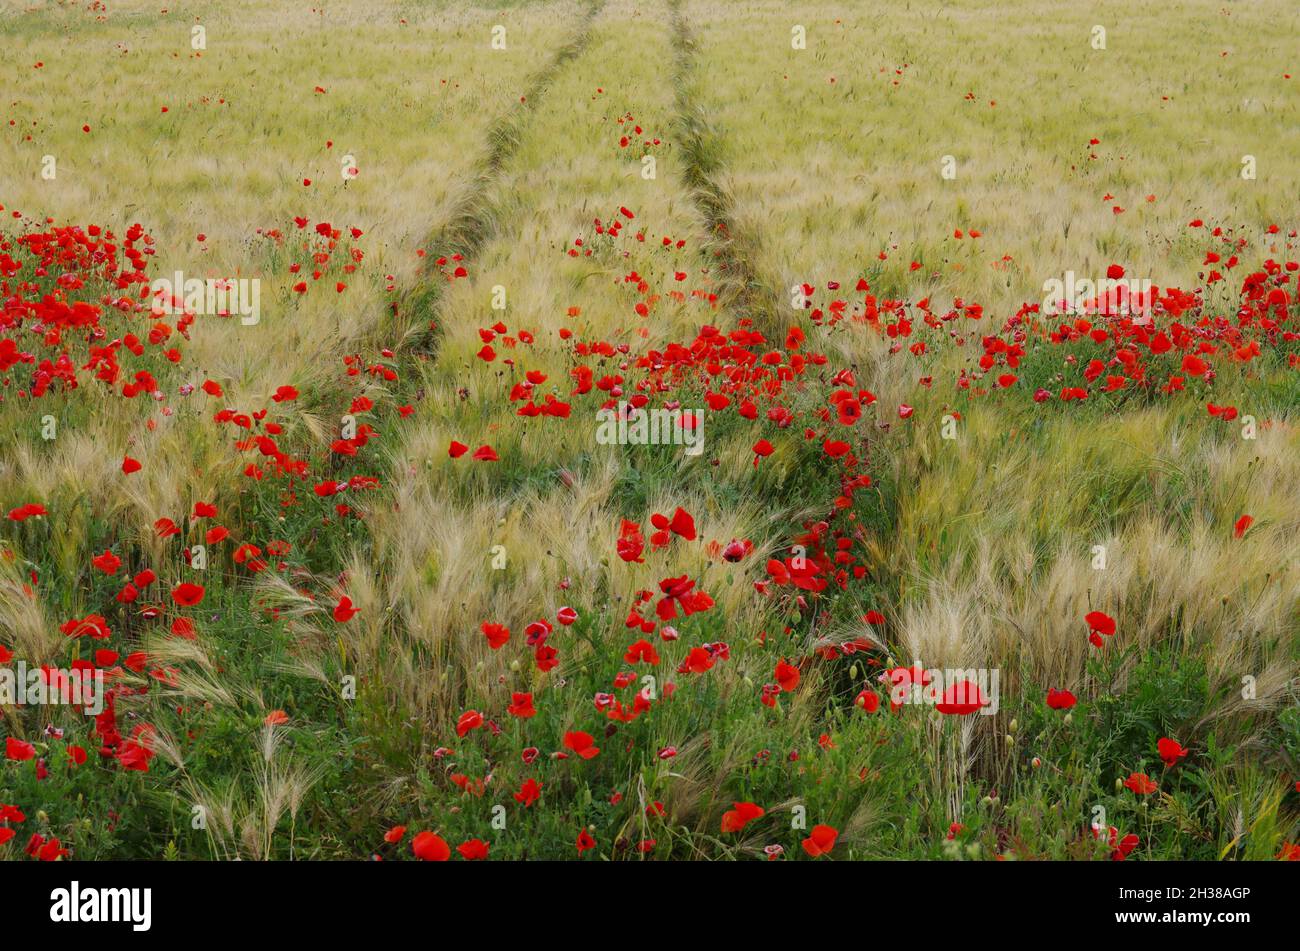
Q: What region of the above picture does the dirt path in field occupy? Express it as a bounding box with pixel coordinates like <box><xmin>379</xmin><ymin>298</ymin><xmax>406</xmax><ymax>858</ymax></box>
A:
<box><xmin>667</xmin><ymin>0</ymin><xmax>783</xmax><ymax>337</ymax></box>
<box><xmin>390</xmin><ymin>0</ymin><xmax>608</xmax><ymax>355</ymax></box>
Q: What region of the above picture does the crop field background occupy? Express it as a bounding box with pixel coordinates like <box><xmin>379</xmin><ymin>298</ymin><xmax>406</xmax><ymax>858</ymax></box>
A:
<box><xmin>0</xmin><ymin>0</ymin><xmax>1297</xmax><ymax>864</ymax></box>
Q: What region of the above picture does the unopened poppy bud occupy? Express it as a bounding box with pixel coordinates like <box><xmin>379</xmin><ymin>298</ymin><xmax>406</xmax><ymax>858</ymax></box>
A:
<box><xmin>1008</xmin><ymin>718</ymin><xmax>1018</xmax><ymax>733</ymax></box>
<box><xmin>1115</xmin><ymin>777</ymin><xmax>1124</xmax><ymax>791</ymax></box>
<box><xmin>509</xmin><ymin>659</ymin><xmax>521</xmax><ymax>671</ymax></box>
<box><xmin>1004</xmin><ymin>734</ymin><xmax>1014</xmax><ymax>745</ymax></box>
<box><xmin>37</xmin><ymin>810</ymin><xmax>49</xmax><ymax>823</ymax></box>
<box><xmin>981</xmin><ymin>795</ymin><xmax>993</xmax><ymax>806</ymax></box>
<box><xmin>1031</xmin><ymin>756</ymin><xmax>1041</xmax><ymax>768</ymax></box>
<box><xmin>1063</xmin><ymin>713</ymin><xmax>1072</xmax><ymax>726</ymax></box>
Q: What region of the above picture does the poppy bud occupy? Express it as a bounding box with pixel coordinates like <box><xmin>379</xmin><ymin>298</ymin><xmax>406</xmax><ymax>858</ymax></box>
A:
<box><xmin>1031</xmin><ymin>757</ymin><xmax>1041</xmax><ymax>768</ymax></box>
<box><xmin>1008</xmin><ymin>718</ymin><xmax>1018</xmax><ymax>733</ymax></box>
<box><xmin>1063</xmin><ymin>713</ymin><xmax>1073</xmax><ymax>726</ymax></box>
<box><xmin>1115</xmin><ymin>778</ymin><xmax>1124</xmax><ymax>791</ymax></box>
<box><xmin>1004</xmin><ymin>734</ymin><xmax>1014</xmax><ymax>745</ymax></box>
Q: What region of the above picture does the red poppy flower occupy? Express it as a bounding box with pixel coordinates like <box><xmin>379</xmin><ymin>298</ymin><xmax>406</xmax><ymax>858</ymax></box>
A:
<box><xmin>1085</xmin><ymin>611</ymin><xmax>1116</xmax><ymax>636</ymax></box>
<box><xmin>457</xmin><ymin>839</ymin><xmax>489</xmax><ymax>860</ymax></box>
<box><xmin>5</xmin><ymin>737</ymin><xmax>35</xmax><ymax>761</ymax></box>
<box><xmin>801</xmin><ymin>824</ymin><xmax>838</xmax><ymax>857</ymax></box>
<box><xmin>38</xmin><ymin>837</ymin><xmax>69</xmax><ymax>861</ymax></box>
<box><xmin>60</xmin><ymin>614</ymin><xmax>111</xmax><ymax>639</ymax></box>
<box><xmin>411</xmin><ymin>831</ymin><xmax>450</xmax><ymax>861</ymax></box>
<box><xmin>513</xmin><ymin>778</ymin><xmax>542</xmax><ymax>806</ymax></box>
<box><xmin>456</xmin><ymin>710</ymin><xmax>484</xmax><ymax>737</ymax></box>
<box><xmin>332</xmin><ymin>595</ymin><xmax>359</xmax><ymax>622</ymax></box>
<box><xmin>171</xmin><ymin>582</ymin><xmax>205</xmax><ymax>607</ymax></box>
<box><xmin>720</xmin><ymin>801</ymin><xmax>765</xmax><ymax>833</ymax></box>
<box><xmin>1046</xmin><ymin>688</ymin><xmax>1077</xmax><ymax>710</ymax></box>
<box><xmin>935</xmin><ymin>680</ymin><xmax>987</xmax><ymax>715</ymax></box>
<box><xmin>92</xmin><ymin>550</ymin><xmax>122</xmax><ymax>575</ymax></box>
<box><xmin>6</xmin><ymin>503</ymin><xmax>47</xmax><ymax>522</ymax></box>
<box><xmin>774</xmin><ymin>658</ymin><xmax>800</xmax><ymax>692</ymax></box>
<box><xmin>481</xmin><ymin>621</ymin><xmax>509</xmax><ymax>649</ymax></box>
<box><xmin>563</xmin><ymin>731</ymin><xmax>600</xmax><ymax>760</ymax></box>
<box><xmin>1157</xmin><ymin>738</ymin><xmax>1187</xmax><ymax>767</ymax></box>
<box><xmin>1123</xmin><ymin>772</ymin><xmax>1157</xmax><ymax>795</ymax></box>
<box><xmin>650</xmin><ymin>506</ymin><xmax>696</xmax><ymax>542</ymax></box>
<box><xmin>506</xmin><ymin>693</ymin><xmax>536</xmax><ymax>718</ymax></box>
<box><xmin>617</xmin><ymin>520</ymin><xmax>646</xmax><ymax>563</ymax></box>
<box><xmin>624</xmin><ymin>639</ymin><xmax>660</xmax><ymax>665</ymax></box>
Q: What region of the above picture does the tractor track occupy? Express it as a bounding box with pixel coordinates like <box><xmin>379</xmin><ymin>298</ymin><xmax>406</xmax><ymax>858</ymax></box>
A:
<box><xmin>388</xmin><ymin>0</ymin><xmax>608</xmax><ymax>356</ymax></box>
<box><xmin>667</xmin><ymin>0</ymin><xmax>784</xmax><ymax>338</ymax></box>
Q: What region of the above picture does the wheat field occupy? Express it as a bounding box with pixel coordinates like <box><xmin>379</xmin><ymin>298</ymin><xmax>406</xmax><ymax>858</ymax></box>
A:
<box><xmin>0</xmin><ymin>0</ymin><xmax>1296</xmax><ymax>864</ymax></box>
